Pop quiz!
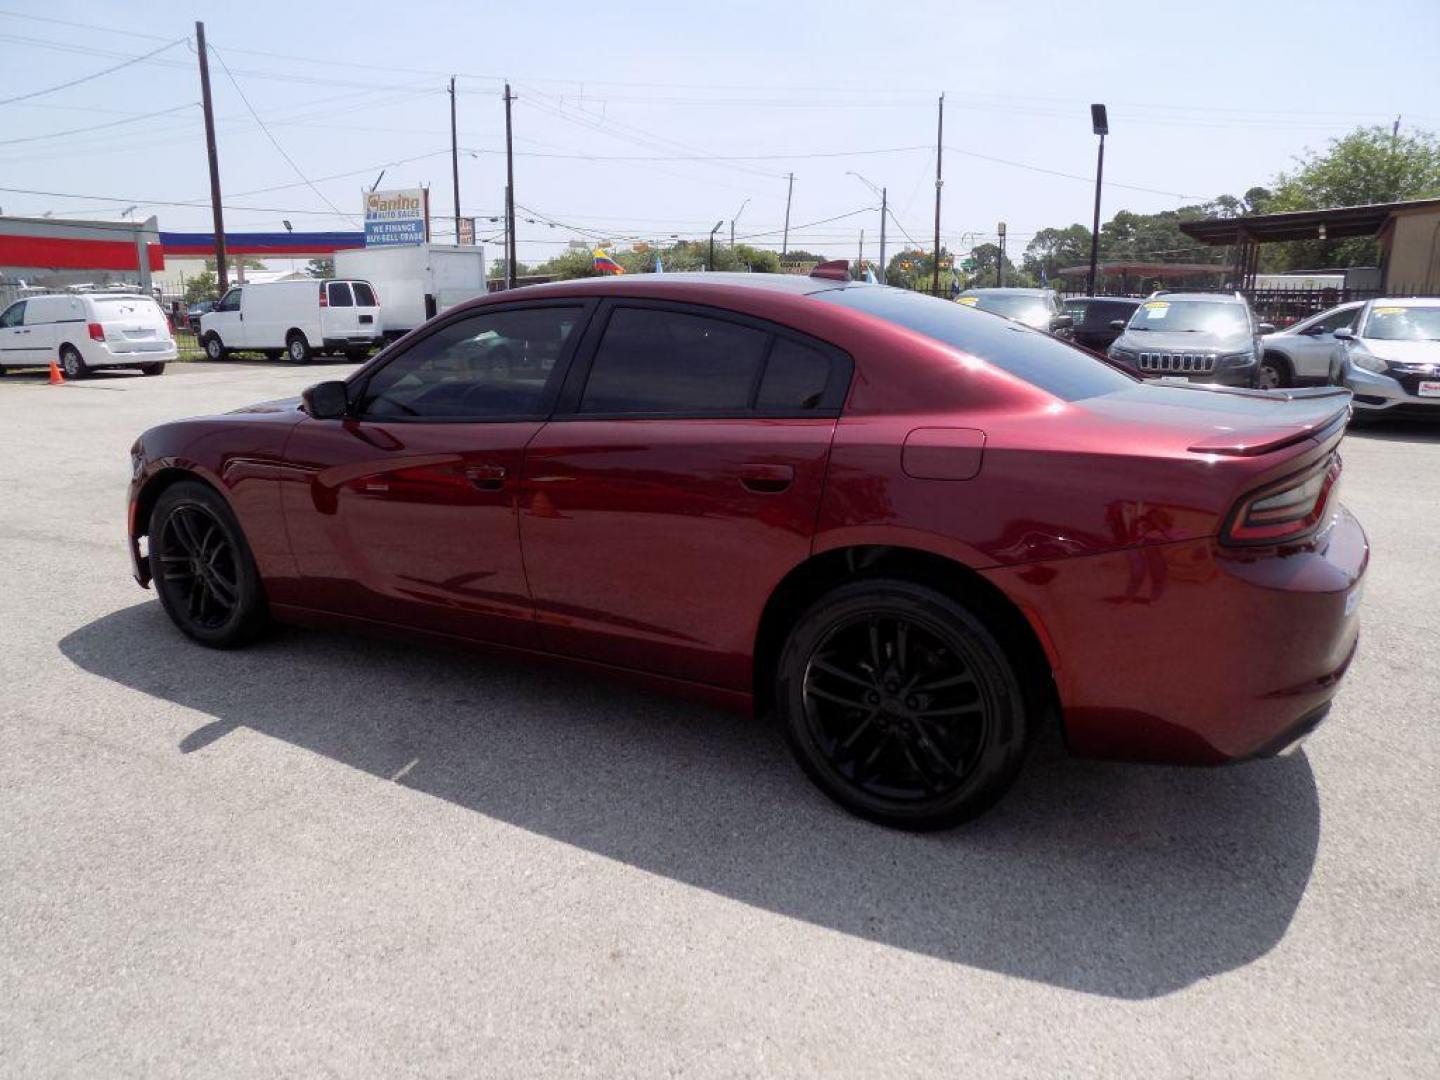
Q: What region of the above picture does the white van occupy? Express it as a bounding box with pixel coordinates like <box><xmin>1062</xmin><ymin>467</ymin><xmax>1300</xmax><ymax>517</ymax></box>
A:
<box><xmin>199</xmin><ymin>279</ymin><xmax>382</xmax><ymax>364</ymax></box>
<box><xmin>0</xmin><ymin>292</ymin><xmax>175</xmax><ymax>377</ymax></box>
<box><xmin>333</xmin><ymin>245</ymin><xmax>487</xmax><ymax>338</ymax></box>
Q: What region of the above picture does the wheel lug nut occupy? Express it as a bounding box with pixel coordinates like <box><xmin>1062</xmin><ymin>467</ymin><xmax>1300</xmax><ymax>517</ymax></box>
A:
<box><xmin>906</xmin><ymin>696</ymin><xmax>918</xmax><ymax>710</ymax></box>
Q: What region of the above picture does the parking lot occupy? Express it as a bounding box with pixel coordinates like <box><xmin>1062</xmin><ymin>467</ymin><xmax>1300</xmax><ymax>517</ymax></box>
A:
<box><xmin>1</xmin><ymin>363</ymin><xmax>1437</xmax><ymax>1077</ymax></box>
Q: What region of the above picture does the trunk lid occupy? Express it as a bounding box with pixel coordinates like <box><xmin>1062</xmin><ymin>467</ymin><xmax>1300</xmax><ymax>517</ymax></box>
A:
<box><xmin>1081</xmin><ymin>382</ymin><xmax>1351</xmax><ymax>458</ymax></box>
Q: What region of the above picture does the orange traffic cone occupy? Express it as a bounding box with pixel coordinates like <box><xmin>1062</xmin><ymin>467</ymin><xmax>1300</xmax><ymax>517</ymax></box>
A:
<box><xmin>48</xmin><ymin>360</ymin><xmax>65</xmax><ymax>385</ymax></box>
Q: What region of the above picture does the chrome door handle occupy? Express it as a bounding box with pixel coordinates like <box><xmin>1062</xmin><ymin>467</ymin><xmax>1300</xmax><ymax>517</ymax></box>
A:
<box><xmin>465</xmin><ymin>464</ymin><xmax>507</xmax><ymax>491</ymax></box>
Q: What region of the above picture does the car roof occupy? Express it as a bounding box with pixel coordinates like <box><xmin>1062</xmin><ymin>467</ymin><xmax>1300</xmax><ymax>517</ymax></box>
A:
<box><xmin>960</xmin><ymin>287</ymin><xmax>1048</xmax><ymax>296</ymax></box>
<box><xmin>1150</xmin><ymin>292</ymin><xmax>1245</xmax><ymax>303</ymax></box>
<box><xmin>1066</xmin><ymin>295</ymin><xmax>1138</xmax><ymax>303</ymax></box>
<box><xmin>1364</xmin><ymin>296</ymin><xmax>1439</xmax><ymax>307</ymax></box>
<box><xmin>511</xmin><ymin>271</ymin><xmax>847</xmax><ymax>298</ymax></box>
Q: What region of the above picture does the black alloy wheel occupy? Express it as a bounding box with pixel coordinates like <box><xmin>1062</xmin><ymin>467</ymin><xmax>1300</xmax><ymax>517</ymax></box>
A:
<box><xmin>777</xmin><ymin>580</ymin><xmax>1031</xmax><ymax>830</ymax></box>
<box><xmin>149</xmin><ymin>481</ymin><xmax>267</xmax><ymax>648</ymax></box>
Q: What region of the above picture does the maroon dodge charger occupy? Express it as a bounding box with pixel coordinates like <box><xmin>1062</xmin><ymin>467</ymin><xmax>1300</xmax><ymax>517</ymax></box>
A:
<box><xmin>127</xmin><ymin>269</ymin><xmax>1366</xmax><ymax>829</ymax></box>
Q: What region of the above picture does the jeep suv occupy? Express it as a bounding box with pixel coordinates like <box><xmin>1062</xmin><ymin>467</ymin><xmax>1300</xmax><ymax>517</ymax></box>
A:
<box><xmin>1106</xmin><ymin>292</ymin><xmax>1273</xmax><ymax>387</ymax></box>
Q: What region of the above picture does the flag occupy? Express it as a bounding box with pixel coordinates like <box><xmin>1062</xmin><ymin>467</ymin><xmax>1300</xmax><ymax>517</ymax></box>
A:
<box><xmin>654</xmin><ymin>256</ymin><xmax>664</xmax><ymax>273</ymax></box>
<box><xmin>864</xmin><ymin>266</ymin><xmax>878</xmax><ymax>284</ymax></box>
<box><xmin>593</xmin><ymin>249</ymin><xmax>624</xmax><ymax>275</ymax></box>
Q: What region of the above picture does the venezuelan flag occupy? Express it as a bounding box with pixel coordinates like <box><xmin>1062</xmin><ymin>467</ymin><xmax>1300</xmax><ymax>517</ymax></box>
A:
<box><xmin>593</xmin><ymin>249</ymin><xmax>625</xmax><ymax>275</ymax></box>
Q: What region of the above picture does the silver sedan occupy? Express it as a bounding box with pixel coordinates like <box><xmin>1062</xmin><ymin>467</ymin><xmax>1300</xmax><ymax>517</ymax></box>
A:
<box><xmin>1258</xmin><ymin>301</ymin><xmax>1364</xmax><ymax>388</ymax></box>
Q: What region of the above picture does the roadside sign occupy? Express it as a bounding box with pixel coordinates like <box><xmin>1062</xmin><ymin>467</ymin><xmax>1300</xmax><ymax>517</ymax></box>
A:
<box><xmin>364</xmin><ymin>188</ymin><xmax>427</xmax><ymax>247</ymax></box>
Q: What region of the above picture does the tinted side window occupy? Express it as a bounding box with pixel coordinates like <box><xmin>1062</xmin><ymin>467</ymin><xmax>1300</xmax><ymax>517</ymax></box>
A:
<box><xmin>0</xmin><ymin>302</ymin><xmax>24</xmax><ymax>328</ymax></box>
<box><xmin>580</xmin><ymin>308</ymin><xmax>768</xmax><ymax>415</ymax></box>
<box><xmin>359</xmin><ymin>305</ymin><xmax>581</xmax><ymax>420</ymax></box>
<box><xmin>757</xmin><ymin>337</ymin><xmax>832</xmax><ymax>412</ymax></box>
<box><xmin>1317</xmin><ymin>307</ymin><xmax>1359</xmax><ymax>332</ymax></box>
<box><xmin>327</xmin><ymin>282</ymin><xmax>354</xmax><ymax>307</ymax></box>
<box><xmin>352</xmin><ymin>281</ymin><xmax>376</xmax><ymax>307</ymax></box>
<box><xmin>216</xmin><ymin>289</ymin><xmax>241</xmax><ymax>312</ymax></box>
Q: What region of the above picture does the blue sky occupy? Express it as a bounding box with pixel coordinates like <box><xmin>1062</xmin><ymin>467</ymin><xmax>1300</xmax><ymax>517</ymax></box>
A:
<box><xmin>2</xmin><ymin>0</ymin><xmax>1438</xmax><ymax>265</ymax></box>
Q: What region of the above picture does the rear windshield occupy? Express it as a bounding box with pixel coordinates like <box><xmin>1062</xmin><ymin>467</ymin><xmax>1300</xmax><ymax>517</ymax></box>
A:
<box><xmin>818</xmin><ymin>287</ymin><xmax>1135</xmax><ymax>401</ymax></box>
<box><xmin>1069</xmin><ymin>299</ymin><xmax>1137</xmax><ymax>327</ymax></box>
<box><xmin>92</xmin><ymin>298</ymin><xmax>162</xmax><ymax>318</ymax></box>
<box><xmin>352</xmin><ymin>281</ymin><xmax>377</xmax><ymax>307</ymax></box>
<box><xmin>960</xmin><ymin>293</ymin><xmax>1050</xmax><ymax>325</ymax></box>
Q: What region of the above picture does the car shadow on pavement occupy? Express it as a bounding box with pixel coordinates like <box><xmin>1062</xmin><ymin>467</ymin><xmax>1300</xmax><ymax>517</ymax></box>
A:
<box><xmin>1345</xmin><ymin>420</ymin><xmax>1440</xmax><ymax>442</ymax></box>
<box><xmin>60</xmin><ymin>602</ymin><xmax>1321</xmax><ymax>1001</ymax></box>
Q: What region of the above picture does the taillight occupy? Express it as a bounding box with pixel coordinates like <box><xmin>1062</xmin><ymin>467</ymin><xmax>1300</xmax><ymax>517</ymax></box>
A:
<box><xmin>319</xmin><ymin>284</ymin><xmax>328</xmax><ymax>308</ymax></box>
<box><xmin>1223</xmin><ymin>454</ymin><xmax>1341</xmax><ymax>546</ymax></box>
<box><xmin>87</xmin><ymin>322</ymin><xmax>105</xmax><ymax>342</ymax></box>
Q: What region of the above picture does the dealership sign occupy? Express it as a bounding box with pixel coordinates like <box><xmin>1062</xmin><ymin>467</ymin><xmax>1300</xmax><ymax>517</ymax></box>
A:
<box><xmin>364</xmin><ymin>188</ymin><xmax>428</xmax><ymax>247</ymax></box>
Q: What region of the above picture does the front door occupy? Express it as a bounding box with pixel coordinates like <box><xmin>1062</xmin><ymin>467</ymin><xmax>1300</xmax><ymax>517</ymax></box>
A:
<box><xmin>520</xmin><ymin>302</ymin><xmax>850</xmax><ymax>690</ymax></box>
<box><xmin>280</xmin><ymin>301</ymin><xmax>592</xmax><ymax>647</ymax></box>
<box><xmin>208</xmin><ymin>287</ymin><xmax>245</xmax><ymax>348</ymax></box>
<box><xmin>0</xmin><ymin>301</ymin><xmax>34</xmax><ymax>366</ymax></box>
<box><xmin>1291</xmin><ymin>304</ymin><xmax>1361</xmax><ymax>382</ymax></box>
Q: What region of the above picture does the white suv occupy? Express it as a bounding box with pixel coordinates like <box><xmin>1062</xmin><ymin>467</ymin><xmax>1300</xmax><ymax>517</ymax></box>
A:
<box><xmin>0</xmin><ymin>292</ymin><xmax>175</xmax><ymax>377</ymax></box>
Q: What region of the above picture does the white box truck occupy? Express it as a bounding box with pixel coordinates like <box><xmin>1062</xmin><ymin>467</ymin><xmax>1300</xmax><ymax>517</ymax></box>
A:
<box><xmin>333</xmin><ymin>244</ymin><xmax>488</xmax><ymax>339</ymax></box>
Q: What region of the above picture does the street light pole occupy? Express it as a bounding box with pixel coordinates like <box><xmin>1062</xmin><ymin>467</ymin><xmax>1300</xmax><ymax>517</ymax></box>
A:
<box><xmin>708</xmin><ymin>220</ymin><xmax>724</xmax><ymax>270</ymax></box>
<box><xmin>1087</xmin><ymin>103</ymin><xmax>1108</xmax><ymax>297</ymax></box>
<box><xmin>730</xmin><ymin>197</ymin><xmax>750</xmax><ymax>248</ymax></box>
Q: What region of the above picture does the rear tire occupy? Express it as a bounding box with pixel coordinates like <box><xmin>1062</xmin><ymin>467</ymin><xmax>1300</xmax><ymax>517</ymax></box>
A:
<box><xmin>776</xmin><ymin>579</ymin><xmax>1032</xmax><ymax>830</ymax></box>
<box><xmin>140</xmin><ymin>362</ymin><xmax>166</xmax><ymax>376</ymax></box>
<box><xmin>286</xmin><ymin>332</ymin><xmax>312</xmax><ymax>365</ymax></box>
<box><xmin>203</xmin><ymin>334</ymin><xmax>226</xmax><ymax>361</ymax></box>
<box><xmin>60</xmin><ymin>345</ymin><xmax>89</xmax><ymax>379</ymax></box>
<box><xmin>148</xmin><ymin>480</ymin><xmax>268</xmax><ymax>649</ymax></box>
<box><xmin>344</xmin><ymin>348</ymin><xmax>370</xmax><ymax>362</ymax></box>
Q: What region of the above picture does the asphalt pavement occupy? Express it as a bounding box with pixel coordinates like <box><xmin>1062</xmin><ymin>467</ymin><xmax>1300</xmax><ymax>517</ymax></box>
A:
<box><xmin>1</xmin><ymin>362</ymin><xmax>1437</xmax><ymax>1078</ymax></box>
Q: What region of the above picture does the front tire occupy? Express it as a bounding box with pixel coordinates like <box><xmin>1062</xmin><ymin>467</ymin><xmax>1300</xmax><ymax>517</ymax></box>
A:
<box><xmin>140</xmin><ymin>362</ymin><xmax>166</xmax><ymax>376</ymax></box>
<box><xmin>148</xmin><ymin>480</ymin><xmax>268</xmax><ymax>648</ymax></box>
<box><xmin>60</xmin><ymin>345</ymin><xmax>89</xmax><ymax>379</ymax></box>
<box><xmin>776</xmin><ymin>579</ymin><xmax>1032</xmax><ymax>830</ymax></box>
<box><xmin>286</xmin><ymin>331</ymin><xmax>312</xmax><ymax>364</ymax></box>
<box><xmin>1259</xmin><ymin>354</ymin><xmax>1290</xmax><ymax>390</ymax></box>
<box><xmin>203</xmin><ymin>334</ymin><xmax>226</xmax><ymax>361</ymax></box>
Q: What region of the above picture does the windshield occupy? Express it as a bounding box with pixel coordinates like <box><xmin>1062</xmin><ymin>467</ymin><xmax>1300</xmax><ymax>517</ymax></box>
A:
<box><xmin>1127</xmin><ymin>299</ymin><xmax>1249</xmax><ymax>334</ymax></box>
<box><xmin>818</xmin><ymin>286</ymin><xmax>1135</xmax><ymax>402</ymax></box>
<box><xmin>959</xmin><ymin>293</ymin><xmax>1049</xmax><ymax>327</ymax></box>
<box><xmin>1362</xmin><ymin>304</ymin><xmax>1440</xmax><ymax>341</ymax></box>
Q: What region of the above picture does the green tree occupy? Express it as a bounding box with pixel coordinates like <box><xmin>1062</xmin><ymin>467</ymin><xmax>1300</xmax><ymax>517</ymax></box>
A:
<box><xmin>305</xmin><ymin>257</ymin><xmax>334</xmax><ymax>278</ymax></box>
<box><xmin>183</xmin><ymin>270</ymin><xmax>217</xmax><ymax>305</ymax></box>
<box><xmin>1022</xmin><ymin>224</ymin><xmax>1091</xmax><ymax>281</ymax></box>
<box><xmin>963</xmin><ymin>244</ymin><xmax>1035</xmax><ymax>289</ymax></box>
<box><xmin>886</xmin><ymin>247</ymin><xmax>957</xmax><ymax>291</ymax></box>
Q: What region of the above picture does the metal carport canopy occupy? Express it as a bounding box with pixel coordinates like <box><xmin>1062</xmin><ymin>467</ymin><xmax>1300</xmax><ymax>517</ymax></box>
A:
<box><xmin>1178</xmin><ymin>197</ymin><xmax>1440</xmax><ymax>245</ymax></box>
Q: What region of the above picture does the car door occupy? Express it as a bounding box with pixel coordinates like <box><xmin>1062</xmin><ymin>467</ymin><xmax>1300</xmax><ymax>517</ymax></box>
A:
<box><xmin>279</xmin><ymin>300</ymin><xmax>591</xmax><ymax>647</ymax></box>
<box><xmin>208</xmin><ymin>287</ymin><xmax>245</xmax><ymax>348</ymax></box>
<box><xmin>321</xmin><ymin>281</ymin><xmax>359</xmax><ymax>344</ymax></box>
<box><xmin>519</xmin><ymin>301</ymin><xmax>850</xmax><ymax>690</ymax></box>
<box><xmin>1289</xmin><ymin>304</ymin><xmax>1362</xmax><ymax>383</ymax></box>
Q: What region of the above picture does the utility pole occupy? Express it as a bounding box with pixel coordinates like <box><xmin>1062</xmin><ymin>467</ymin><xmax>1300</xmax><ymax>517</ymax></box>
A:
<box><xmin>503</xmin><ymin>82</ymin><xmax>517</xmax><ymax>288</ymax></box>
<box><xmin>450</xmin><ymin>77</ymin><xmax>461</xmax><ymax>244</ymax></box>
<box><xmin>1086</xmin><ymin>104</ymin><xmax>1109</xmax><ymax>297</ymax></box>
<box><xmin>879</xmin><ymin>187</ymin><xmax>887</xmax><ymax>285</ymax></box>
<box><xmin>931</xmin><ymin>93</ymin><xmax>944</xmax><ymax>297</ymax></box>
<box><xmin>781</xmin><ymin>173</ymin><xmax>794</xmax><ymax>255</ymax></box>
<box><xmin>857</xmin><ymin>229</ymin><xmax>864</xmax><ymax>279</ymax></box>
<box><xmin>195</xmin><ymin>21</ymin><xmax>228</xmax><ymax>294</ymax></box>
<box><xmin>997</xmin><ymin>222</ymin><xmax>1006</xmax><ymax>287</ymax></box>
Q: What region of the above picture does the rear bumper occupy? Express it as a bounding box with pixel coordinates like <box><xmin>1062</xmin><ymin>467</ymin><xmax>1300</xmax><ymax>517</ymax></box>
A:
<box><xmin>86</xmin><ymin>341</ymin><xmax>177</xmax><ymax>366</ymax></box>
<box><xmin>982</xmin><ymin>505</ymin><xmax>1368</xmax><ymax>764</ymax></box>
<box><xmin>322</xmin><ymin>335</ymin><xmax>383</xmax><ymax>350</ymax></box>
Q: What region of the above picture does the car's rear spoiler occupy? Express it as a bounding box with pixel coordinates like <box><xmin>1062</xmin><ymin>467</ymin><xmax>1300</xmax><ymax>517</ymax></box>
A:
<box><xmin>1185</xmin><ymin>386</ymin><xmax>1352</xmax><ymax>458</ymax></box>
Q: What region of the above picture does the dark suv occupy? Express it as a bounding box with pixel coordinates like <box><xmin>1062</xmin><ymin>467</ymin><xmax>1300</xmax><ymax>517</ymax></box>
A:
<box><xmin>1062</xmin><ymin>296</ymin><xmax>1140</xmax><ymax>353</ymax></box>
<box><xmin>1105</xmin><ymin>291</ymin><xmax>1274</xmax><ymax>387</ymax></box>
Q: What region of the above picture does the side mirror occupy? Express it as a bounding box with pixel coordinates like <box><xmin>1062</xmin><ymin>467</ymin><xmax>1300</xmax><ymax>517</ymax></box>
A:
<box><xmin>1257</xmin><ymin>322</ymin><xmax>1276</xmax><ymax>335</ymax></box>
<box><xmin>1333</xmin><ymin>327</ymin><xmax>1355</xmax><ymax>342</ymax></box>
<box><xmin>302</xmin><ymin>380</ymin><xmax>350</xmax><ymax>420</ymax></box>
<box><xmin>1049</xmin><ymin>314</ymin><xmax>1074</xmax><ymax>331</ymax></box>
<box><xmin>1109</xmin><ymin>319</ymin><xmax>1127</xmax><ymax>330</ymax></box>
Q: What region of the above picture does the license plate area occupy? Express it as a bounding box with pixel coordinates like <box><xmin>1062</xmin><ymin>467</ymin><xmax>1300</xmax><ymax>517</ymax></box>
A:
<box><xmin>1418</xmin><ymin>380</ymin><xmax>1440</xmax><ymax>397</ymax></box>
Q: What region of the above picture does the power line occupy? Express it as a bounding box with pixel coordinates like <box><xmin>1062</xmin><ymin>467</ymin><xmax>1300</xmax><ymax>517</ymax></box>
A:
<box><xmin>0</xmin><ymin>184</ymin><xmax>363</xmax><ymax>218</ymax></box>
<box><xmin>0</xmin><ymin>102</ymin><xmax>197</xmax><ymax>147</ymax></box>
<box><xmin>0</xmin><ymin>37</ymin><xmax>186</xmax><ymax>107</ymax></box>
<box><xmin>205</xmin><ymin>43</ymin><xmax>355</xmax><ymax>225</ymax></box>
<box><xmin>944</xmin><ymin>145</ymin><xmax>1203</xmax><ymax>200</ymax></box>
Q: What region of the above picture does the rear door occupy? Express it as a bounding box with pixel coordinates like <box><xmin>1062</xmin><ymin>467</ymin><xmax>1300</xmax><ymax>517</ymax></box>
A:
<box><xmin>280</xmin><ymin>300</ymin><xmax>593</xmax><ymax>646</ymax></box>
<box><xmin>350</xmin><ymin>280</ymin><xmax>380</xmax><ymax>339</ymax></box>
<box><xmin>90</xmin><ymin>296</ymin><xmax>172</xmax><ymax>360</ymax></box>
<box><xmin>321</xmin><ymin>281</ymin><xmax>360</xmax><ymax>342</ymax></box>
<box><xmin>519</xmin><ymin>301</ymin><xmax>850</xmax><ymax>690</ymax></box>
<box><xmin>1288</xmin><ymin>303</ymin><xmax>1361</xmax><ymax>382</ymax></box>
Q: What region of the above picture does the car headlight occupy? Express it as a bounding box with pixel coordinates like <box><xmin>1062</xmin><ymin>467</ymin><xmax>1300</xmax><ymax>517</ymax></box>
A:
<box><xmin>1220</xmin><ymin>350</ymin><xmax>1256</xmax><ymax>367</ymax></box>
<box><xmin>1351</xmin><ymin>350</ymin><xmax>1387</xmax><ymax>374</ymax></box>
<box><xmin>1108</xmin><ymin>345</ymin><xmax>1137</xmax><ymax>361</ymax></box>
